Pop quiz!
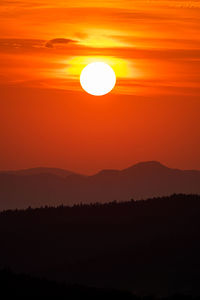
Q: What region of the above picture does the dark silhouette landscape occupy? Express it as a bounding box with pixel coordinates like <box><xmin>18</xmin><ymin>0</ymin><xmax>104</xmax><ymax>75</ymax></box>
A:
<box><xmin>1</xmin><ymin>194</ymin><xmax>200</xmax><ymax>298</ymax></box>
<box><xmin>1</xmin><ymin>0</ymin><xmax>200</xmax><ymax>297</ymax></box>
<box><xmin>0</xmin><ymin>161</ymin><xmax>200</xmax><ymax>210</ymax></box>
<box><xmin>1</xmin><ymin>269</ymin><xmax>200</xmax><ymax>299</ymax></box>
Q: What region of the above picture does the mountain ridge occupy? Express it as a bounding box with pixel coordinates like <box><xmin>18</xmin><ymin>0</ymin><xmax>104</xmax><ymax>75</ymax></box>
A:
<box><xmin>1</xmin><ymin>161</ymin><xmax>199</xmax><ymax>177</ymax></box>
<box><xmin>0</xmin><ymin>167</ymin><xmax>83</xmax><ymax>178</ymax></box>
<box><xmin>0</xmin><ymin>161</ymin><xmax>200</xmax><ymax>210</ymax></box>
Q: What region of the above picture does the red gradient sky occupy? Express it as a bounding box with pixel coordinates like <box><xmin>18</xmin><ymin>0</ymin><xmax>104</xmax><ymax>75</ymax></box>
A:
<box><xmin>0</xmin><ymin>0</ymin><xmax>200</xmax><ymax>174</ymax></box>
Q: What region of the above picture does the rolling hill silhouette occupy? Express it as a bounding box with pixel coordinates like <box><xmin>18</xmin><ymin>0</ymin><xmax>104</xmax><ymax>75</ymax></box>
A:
<box><xmin>0</xmin><ymin>161</ymin><xmax>200</xmax><ymax>210</ymax></box>
<box><xmin>0</xmin><ymin>269</ymin><xmax>135</xmax><ymax>299</ymax></box>
<box><xmin>0</xmin><ymin>167</ymin><xmax>80</xmax><ymax>178</ymax></box>
<box><xmin>0</xmin><ymin>194</ymin><xmax>200</xmax><ymax>296</ymax></box>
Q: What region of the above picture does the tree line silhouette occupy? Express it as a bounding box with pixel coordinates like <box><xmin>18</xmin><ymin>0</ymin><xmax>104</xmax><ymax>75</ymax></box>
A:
<box><xmin>0</xmin><ymin>194</ymin><xmax>200</xmax><ymax>297</ymax></box>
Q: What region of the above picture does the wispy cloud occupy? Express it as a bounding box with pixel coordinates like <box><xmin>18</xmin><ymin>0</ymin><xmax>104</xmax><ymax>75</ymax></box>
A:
<box><xmin>45</xmin><ymin>38</ymin><xmax>77</xmax><ymax>48</ymax></box>
<box><xmin>0</xmin><ymin>0</ymin><xmax>200</xmax><ymax>95</ymax></box>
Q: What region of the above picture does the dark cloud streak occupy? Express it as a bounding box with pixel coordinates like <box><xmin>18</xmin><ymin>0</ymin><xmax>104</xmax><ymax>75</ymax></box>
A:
<box><xmin>45</xmin><ymin>38</ymin><xmax>77</xmax><ymax>48</ymax></box>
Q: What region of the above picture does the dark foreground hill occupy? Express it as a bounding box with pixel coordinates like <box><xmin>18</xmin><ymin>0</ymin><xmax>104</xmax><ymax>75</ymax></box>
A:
<box><xmin>0</xmin><ymin>270</ymin><xmax>198</xmax><ymax>299</ymax></box>
<box><xmin>0</xmin><ymin>269</ymin><xmax>134</xmax><ymax>299</ymax></box>
<box><xmin>0</xmin><ymin>194</ymin><xmax>200</xmax><ymax>297</ymax></box>
<box><xmin>0</xmin><ymin>161</ymin><xmax>200</xmax><ymax>210</ymax></box>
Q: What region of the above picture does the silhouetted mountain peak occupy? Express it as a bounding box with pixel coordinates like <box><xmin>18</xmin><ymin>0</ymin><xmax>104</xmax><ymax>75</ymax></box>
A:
<box><xmin>132</xmin><ymin>161</ymin><xmax>168</xmax><ymax>169</ymax></box>
<box><xmin>94</xmin><ymin>161</ymin><xmax>167</xmax><ymax>177</ymax></box>
<box><xmin>122</xmin><ymin>161</ymin><xmax>169</xmax><ymax>173</ymax></box>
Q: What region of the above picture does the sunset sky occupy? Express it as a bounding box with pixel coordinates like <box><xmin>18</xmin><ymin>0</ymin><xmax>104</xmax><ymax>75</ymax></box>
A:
<box><xmin>0</xmin><ymin>0</ymin><xmax>200</xmax><ymax>174</ymax></box>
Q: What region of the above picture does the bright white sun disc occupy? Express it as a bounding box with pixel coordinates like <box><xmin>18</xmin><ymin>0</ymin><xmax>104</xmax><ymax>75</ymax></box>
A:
<box><xmin>80</xmin><ymin>62</ymin><xmax>116</xmax><ymax>96</ymax></box>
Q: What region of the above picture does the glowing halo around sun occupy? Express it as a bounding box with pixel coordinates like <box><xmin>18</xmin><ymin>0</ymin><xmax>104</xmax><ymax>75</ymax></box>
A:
<box><xmin>80</xmin><ymin>62</ymin><xmax>116</xmax><ymax>96</ymax></box>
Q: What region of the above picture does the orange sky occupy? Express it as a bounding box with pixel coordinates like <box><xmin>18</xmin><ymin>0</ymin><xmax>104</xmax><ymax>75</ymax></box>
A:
<box><xmin>0</xmin><ymin>0</ymin><xmax>200</xmax><ymax>174</ymax></box>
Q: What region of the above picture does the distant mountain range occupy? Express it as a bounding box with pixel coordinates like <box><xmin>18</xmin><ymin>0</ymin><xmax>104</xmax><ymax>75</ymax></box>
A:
<box><xmin>0</xmin><ymin>167</ymin><xmax>79</xmax><ymax>178</ymax></box>
<box><xmin>0</xmin><ymin>161</ymin><xmax>200</xmax><ymax>210</ymax></box>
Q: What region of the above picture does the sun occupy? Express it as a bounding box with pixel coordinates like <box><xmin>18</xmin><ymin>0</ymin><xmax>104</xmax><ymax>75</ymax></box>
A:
<box><xmin>80</xmin><ymin>62</ymin><xmax>116</xmax><ymax>96</ymax></box>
